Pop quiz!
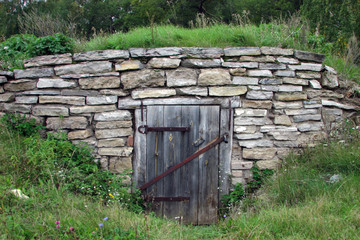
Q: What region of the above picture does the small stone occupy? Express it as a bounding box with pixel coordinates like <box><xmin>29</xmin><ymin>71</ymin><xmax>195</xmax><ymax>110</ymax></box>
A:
<box><xmin>283</xmin><ymin>78</ymin><xmax>308</xmax><ymax>86</ymax></box>
<box><xmin>209</xmin><ymin>86</ymin><xmax>247</xmax><ymax>96</ymax></box>
<box><xmin>94</xmin><ymin>110</ymin><xmax>132</xmax><ymax>121</ymax></box>
<box><xmin>274</xmin><ymin>115</ymin><xmax>292</xmax><ymax>126</ymax></box>
<box><xmin>39</xmin><ymin>96</ymin><xmax>85</xmax><ymax>105</ymax></box>
<box><xmin>296</xmin><ymin>72</ymin><xmax>321</xmax><ymax>79</ymax></box>
<box><xmin>234</xmin><ymin>126</ymin><xmax>257</xmax><ymax>134</ymax></box>
<box><xmin>131</xmin><ymin>88</ymin><xmax>176</xmax><ymax>99</ymax></box>
<box><xmin>98</xmin><ymin>147</ymin><xmax>133</xmax><ymax>156</ymax></box>
<box><xmin>321</xmin><ymin>100</ymin><xmax>356</xmax><ymax>110</ymax></box>
<box><xmin>132</xmin><ymin>47</ymin><xmax>182</xmax><ymax>57</ymax></box>
<box><xmin>70</xmin><ymin>105</ymin><xmax>116</xmax><ymax>114</ymax></box>
<box><xmin>177</xmin><ymin>87</ymin><xmax>208</xmax><ymax>96</ymax></box>
<box><xmin>109</xmin><ymin>157</ymin><xmax>133</xmax><ymax>175</ymax></box>
<box><xmin>68</xmin><ymin>129</ymin><xmax>93</xmax><ymax>140</ymax></box>
<box><xmin>0</xmin><ymin>93</ymin><xmax>15</xmax><ymax>102</ymax></box>
<box><xmin>166</xmin><ymin>68</ymin><xmax>197</xmax><ymax>87</ymax></box>
<box><xmin>33</xmin><ymin>105</ymin><xmax>69</xmax><ymax>116</ymax></box>
<box><xmin>268</xmin><ymin>131</ymin><xmax>300</xmax><ymax>141</ymax></box>
<box><xmin>60</xmin><ymin>72</ymin><xmax>119</xmax><ymax>79</ymax></box>
<box><xmin>46</xmin><ymin>117</ymin><xmax>88</xmax><ymax>130</ymax></box>
<box><xmin>322</xmin><ymin>66</ymin><xmax>339</xmax><ymax>88</ymax></box>
<box><xmin>231</xmin><ymin>161</ymin><xmax>254</xmax><ymax>170</ymax></box>
<box><xmin>275</xmin><ymin>70</ymin><xmax>296</xmax><ymax>77</ymax></box>
<box><xmin>246</xmin><ymin>91</ymin><xmax>273</xmax><ymax>100</ymax></box>
<box><xmin>95</xmin><ymin>128</ymin><xmax>133</xmax><ymax>139</ymax></box>
<box><xmin>240</xmin><ymin>55</ymin><xmax>276</xmax><ymax>62</ymax></box>
<box><xmin>224</xmin><ymin>47</ymin><xmax>261</xmax><ymax>56</ymax></box>
<box><xmin>87</xmin><ymin>96</ymin><xmax>118</xmax><ymax>105</ymax></box>
<box><xmin>260</xmin><ymin>47</ymin><xmax>293</xmax><ymax>56</ymax></box>
<box><xmin>259</xmin><ymin>78</ymin><xmax>282</xmax><ymax>85</ymax></box>
<box><xmin>95</xmin><ymin>121</ymin><xmax>132</xmax><ymax>129</ymax></box>
<box><xmin>234</xmin><ymin>117</ymin><xmax>272</xmax><ymax>126</ymax></box>
<box><xmin>198</xmin><ymin>69</ymin><xmax>231</xmax><ymax>86</ymax></box>
<box><xmin>229</xmin><ymin>68</ymin><xmax>247</xmax><ymax>76</ymax></box>
<box><xmin>235</xmin><ymin>133</ymin><xmax>263</xmax><ymax>140</ymax></box>
<box><xmin>242</xmin><ymin>100</ymin><xmax>272</xmax><ymax>109</ymax></box>
<box><xmin>37</xmin><ymin>78</ymin><xmax>76</xmax><ymax>88</ymax></box>
<box><xmin>54</xmin><ymin>61</ymin><xmax>112</xmax><ymax>75</ymax></box>
<box><xmin>288</xmin><ymin>63</ymin><xmax>323</xmax><ymax>71</ymax></box>
<box><xmin>121</xmin><ymin>69</ymin><xmax>165</xmax><ymax>89</ymax></box>
<box><xmin>61</xmin><ymin>89</ymin><xmax>99</xmax><ymax>96</ymax></box>
<box><xmin>1</xmin><ymin>103</ymin><xmax>32</xmax><ymax>113</ymax></box>
<box><xmin>21</xmin><ymin>90</ymin><xmax>60</xmax><ymax>95</ymax></box>
<box><xmin>182</xmin><ymin>47</ymin><xmax>223</xmax><ymax>58</ymax></box>
<box><xmin>276</xmin><ymin>57</ymin><xmax>299</xmax><ymax>64</ymax></box>
<box><xmin>148</xmin><ymin>58</ymin><xmax>181</xmax><ymax>68</ymax></box>
<box><xmin>294</xmin><ymin>50</ymin><xmax>325</xmax><ymax>63</ymax></box>
<box><xmin>222</xmin><ymin>62</ymin><xmax>258</xmax><ymax>68</ymax></box>
<box><xmin>297</xmin><ymin>122</ymin><xmax>324</xmax><ymax>132</ymax></box>
<box><xmin>261</xmin><ymin>85</ymin><xmax>279</xmax><ymax>92</ymax></box>
<box><xmin>98</xmin><ymin>138</ymin><xmax>126</xmax><ymax>147</ymax></box>
<box><xmin>273</xmin><ymin>101</ymin><xmax>303</xmax><ymax>109</ymax></box>
<box><xmin>115</xmin><ymin>60</ymin><xmax>144</xmax><ymax>71</ymax></box>
<box><xmin>260</xmin><ymin>125</ymin><xmax>298</xmax><ymax>133</ymax></box>
<box><xmin>275</xmin><ymin>93</ymin><xmax>307</xmax><ymax>101</ymax></box>
<box><xmin>100</xmin><ymin>89</ymin><xmax>129</xmax><ymax>96</ymax></box>
<box><xmin>238</xmin><ymin>140</ymin><xmax>273</xmax><ymax>148</ymax></box>
<box><xmin>303</xmin><ymin>100</ymin><xmax>322</xmax><ymax>108</ymax></box>
<box><xmin>79</xmin><ymin>76</ymin><xmax>120</xmax><ymax>89</ymax></box>
<box><xmin>256</xmin><ymin>160</ymin><xmax>280</xmax><ymax>170</ymax></box>
<box><xmin>73</xmin><ymin>50</ymin><xmax>129</xmax><ymax>61</ymax></box>
<box><xmin>4</xmin><ymin>79</ymin><xmax>36</xmax><ymax>91</ymax></box>
<box><xmin>309</xmin><ymin>80</ymin><xmax>322</xmax><ymax>89</ymax></box>
<box><xmin>243</xmin><ymin>148</ymin><xmax>277</xmax><ymax>160</ymax></box>
<box><xmin>247</xmin><ymin>70</ymin><xmax>273</xmax><ymax>77</ymax></box>
<box><xmin>181</xmin><ymin>59</ymin><xmax>221</xmax><ymax>68</ymax></box>
<box><xmin>15</xmin><ymin>96</ymin><xmax>38</xmax><ymax>104</ymax></box>
<box><xmin>293</xmin><ymin>114</ymin><xmax>322</xmax><ymax>122</ymax></box>
<box><xmin>307</xmin><ymin>90</ymin><xmax>343</xmax><ymax>99</ymax></box>
<box><xmin>118</xmin><ymin>97</ymin><xmax>142</xmax><ymax>109</ymax></box>
<box><xmin>14</xmin><ymin>68</ymin><xmax>54</xmax><ymax>79</ymax></box>
<box><xmin>235</xmin><ymin>108</ymin><xmax>267</xmax><ymax>117</ymax></box>
<box><xmin>285</xmin><ymin>109</ymin><xmax>318</xmax><ymax>115</ymax></box>
<box><xmin>278</xmin><ymin>85</ymin><xmax>303</xmax><ymax>92</ymax></box>
<box><xmin>259</xmin><ymin>63</ymin><xmax>286</xmax><ymax>70</ymax></box>
<box><xmin>24</xmin><ymin>53</ymin><xmax>72</xmax><ymax>67</ymax></box>
<box><xmin>0</xmin><ymin>76</ymin><xmax>7</xmax><ymax>84</ymax></box>
<box><xmin>0</xmin><ymin>71</ymin><xmax>13</xmax><ymax>77</ymax></box>
<box><xmin>233</xmin><ymin>76</ymin><xmax>259</xmax><ymax>85</ymax></box>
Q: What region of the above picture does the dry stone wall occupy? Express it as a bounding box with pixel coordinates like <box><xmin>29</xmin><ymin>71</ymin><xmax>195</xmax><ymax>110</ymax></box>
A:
<box><xmin>0</xmin><ymin>47</ymin><xmax>358</xmax><ymax>186</ymax></box>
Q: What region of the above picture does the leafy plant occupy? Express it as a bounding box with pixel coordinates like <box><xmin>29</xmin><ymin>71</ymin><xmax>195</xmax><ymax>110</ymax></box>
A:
<box><xmin>29</xmin><ymin>33</ymin><xmax>74</xmax><ymax>56</ymax></box>
<box><xmin>0</xmin><ymin>113</ymin><xmax>44</xmax><ymax>137</ymax></box>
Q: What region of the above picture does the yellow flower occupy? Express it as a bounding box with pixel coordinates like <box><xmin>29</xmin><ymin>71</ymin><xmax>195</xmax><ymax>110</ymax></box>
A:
<box><xmin>108</xmin><ymin>181</ymin><xmax>111</xmax><ymax>183</ymax></box>
<box><xmin>109</xmin><ymin>193</ymin><xmax>115</xmax><ymax>198</ymax></box>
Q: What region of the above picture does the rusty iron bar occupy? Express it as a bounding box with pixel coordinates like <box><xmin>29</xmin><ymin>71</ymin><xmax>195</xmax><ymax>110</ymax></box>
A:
<box><xmin>139</xmin><ymin>133</ymin><xmax>229</xmax><ymax>191</ymax></box>
<box><xmin>138</xmin><ymin>125</ymin><xmax>190</xmax><ymax>134</ymax></box>
<box><xmin>144</xmin><ymin>196</ymin><xmax>190</xmax><ymax>202</ymax></box>
<box><xmin>228</xmin><ymin>99</ymin><xmax>231</xmax><ymax>131</ymax></box>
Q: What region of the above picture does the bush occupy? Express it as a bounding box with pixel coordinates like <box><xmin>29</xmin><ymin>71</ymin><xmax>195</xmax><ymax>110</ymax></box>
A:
<box><xmin>29</xmin><ymin>33</ymin><xmax>74</xmax><ymax>56</ymax></box>
<box><xmin>0</xmin><ymin>113</ymin><xmax>44</xmax><ymax>137</ymax></box>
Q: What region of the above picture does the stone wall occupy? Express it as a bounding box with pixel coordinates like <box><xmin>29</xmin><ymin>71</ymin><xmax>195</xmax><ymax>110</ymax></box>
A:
<box><xmin>0</xmin><ymin>47</ymin><xmax>358</xmax><ymax>186</ymax></box>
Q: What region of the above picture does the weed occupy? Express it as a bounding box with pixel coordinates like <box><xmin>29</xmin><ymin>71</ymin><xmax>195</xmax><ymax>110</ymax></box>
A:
<box><xmin>0</xmin><ymin>113</ymin><xmax>44</xmax><ymax>137</ymax></box>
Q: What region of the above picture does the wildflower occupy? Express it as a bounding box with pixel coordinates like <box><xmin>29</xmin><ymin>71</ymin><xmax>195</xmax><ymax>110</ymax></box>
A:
<box><xmin>109</xmin><ymin>193</ymin><xmax>115</xmax><ymax>198</ymax></box>
<box><xmin>104</xmin><ymin>217</ymin><xmax>109</xmax><ymax>221</ymax></box>
<box><xmin>69</xmin><ymin>226</ymin><xmax>75</xmax><ymax>231</ymax></box>
<box><xmin>55</xmin><ymin>221</ymin><xmax>60</xmax><ymax>225</ymax></box>
<box><xmin>108</xmin><ymin>181</ymin><xmax>111</xmax><ymax>183</ymax></box>
<box><xmin>223</xmin><ymin>215</ymin><xmax>227</xmax><ymax>218</ymax></box>
<box><xmin>99</xmin><ymin>223</ymin><xmax>103</xmax><ymax>227</ymax></box>
<box><xmin>56</xmin><ymin>224</ymin><xmax>60</xmax><ymax>229</ymax></box>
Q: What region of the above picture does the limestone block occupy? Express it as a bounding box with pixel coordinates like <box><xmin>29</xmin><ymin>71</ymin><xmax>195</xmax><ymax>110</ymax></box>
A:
<box><xmin>177</xmin><ymin>87</ymin><xmax>208</xmax><ymax>96</ymax></box>
<box><xmin>296</xmin><ymin>72</ymin><xmax>321</xmax><ymax>79</ymax></box>
<box><xmin>70</xmin><ymin>105</ymin><xmax>116</xmax><ymax>114</ymax></box>
<box><xmin>238</xmin><ymin>140</ymin><xmax>273</xmax><ymax>148</ymax></box>
<box><xmin>259</xmin><ymin>63</ymin><xmax>286</xmax><ymax>70</ymax></box>
<box><xmin>73</xmin><ymin>50</ymin><xmax>129</xmax><ymax>61</ymax></box>
<box><xmin>15</xmin><ymin>96</ymin><xmax>38</xmax><ymax>104</ymax></box>
<box><xmin>261</xmin><ymin>85</ymin><xmax>279</xmax><ymax>92</ymax></box>
<box><xmin>98</xmin><ymin>138</ymin><xmax>126</xmax><ymax>147</ymax></box>
<box><xmin>257</xmin><ymin>159</ymin><xmax>281</xmax><ymax>170</ymax></box>
<box><xmin>273</xmin><ymin>101</ymin><xmax>303</xmax><ymax>109</ymax></box>
<box><xmin>131</xmin><ymin>47</ymin><xmax>182</xmax><ymax>57</ymax></box>
<box><xmin>307</xmin><ymin>90</ymin><xmax>343</xmax><ymax>99</ymax></box>
<box><xmin>235</xmin><ymin>133</ymin><xmax>263</xmax><ymax>140</ymax></box>
<box><xmin>68</xmin><ymin>129</ymin><xmax>93</xmax><ymax>140</ymax></box>
<box><xmin>260</xmin><ymin>47</ymin><xmax>293</xmax><ymax>56</ymax></box>
<box><xmin>274</xmin><ymin>115</ymin><xmax>292</xmax><ymax>126</ymax></box>
<box><xmin>322</xmin><ymin>66</ymin><xmax>339</xmax><ymax>88</ymax></box>
<box><xmin>4</xmin><ymin>79</ymin><xmax>36</xmax><ymax>91</ymax></box>
<box><xmin>233</xmin><ymin>77</ymin><xmax>259</xmax><ymax>85</ymax></box>
<box><xmin>304</xmin><ymin>100</ymin><xmax>322</xmax><ymax>109</ymax></box>
<box><xmin>181</xmin><ymin>59</ymin><xmax>221</xmax><ymax>68</ymax></box>
<box><xmin>260</xmin><ymin>125</ymin><xmax>298</xmax><ymax>133</ymax></box>
<box><xmin>248</xmin><ymin>86</ymin><xmax>261</xmax><ymax>90</ymax></box>
<box><xmin>276</xmin><ymin>57</ymin><xmax>299</xmax><ymax>64</ymax></box>
<box><xmin>309</xmin><ymin>80</ymin><xmax>322</xmax><ymax>89</ymax></box>
<box><xmin>182</xmin><ymin>47</ymin><xmax>223</xmax><ymax>58</ymax></box>
<box><xmin>222</xmin><ymin>62</ymin><xmax>258</xmax><ymax>68</ymax></box>
<box><xmin>235</xmin><ymin>108</ymin><xmax>267</xmax><ymax>117</ymax></box>
<box><xmin>224</xmin><ymin>47</ymin><xmax>261</xmax><ymax>56</ymax></box>
<box><xmin>293</xmin><ymin>114</ymin><xmax>322</xmax><ymax>122</ymax></box>
<box><xmin>246</xmin><ymin>91</ymin><xmax>273</xmax><ymax>100</ymax></box>
<box><xmin>242</xmin><ymin>100</ymin><xmax>272</xmax><ymax>109</ymax></box>
<box><xmin>115</xmin><ymin>60</ymin><xmax>144</xmax><ymax>71</ymax></box>
<box><xmin>275</xmin><ymin>70</ymin><xmax>296</xmax><ymax>77</ymax></box>
<box><xmin>131</xmin><ymin>88</ymin><xmax>176</xmax><ymax>99</ymax></box>
<box><xmin>98</xmin><ymin>147</ymin><xmax>133</xmax><ymax>156</ymax></box>
<box><xmin>39</xmin><ymin>96</ymin><xmax>85</xmax><ymax>105</ymax></box>
<box><xmin>95</xmin><ymin>121</ymin><xmax>132</xmax><ymax>129</ymax></box>
<box><xmin>0</xmin><ymin>93</ymin><xmax>15</xmax><ymax>102</ymax></box>
<box><xmin>297</xmin><ymin>132</ymin><xmax>326</xmax><ymax>146</ymax></box>
<box><xmin>166</xmin><ymin>68</ymin><xmax>197</xmax><ymax>87</ymax></box>
<box><xmin>33</xmin><ymin>105</ymin><xmax>69</xmax><ymax>116</ymax></box>
<box><xmin>240</xmin><ymin>56</ymin><xmax>276</xmax><ymax>62</ymax></box>
<box><xmin>288</xmin><ymin>63</ymin><xmax>323</xmax><ymax>71</ymax></box>
<box><xmin>278</xmin><ymin>85</ymin><xmax>303</xmax><ymax>92</ymax></box>
<box><xmin>118</xmin><ymin>97</ymin><xmax>142</xmax><ymax>109</ymax></box>
<box><xmin>62</xmin><ymin>89</ymin><xmax>99</xmax><ymax>96</ymax></box>
<box><xmin>243</xmin><ymin>148</ymin><xmax>277</xmax><ymax>160</ymax></box>
<box><xmin>0</xmin><ymin>76</ymin><xmax>7</xmax><ymax>85</ymax></box>
<box><xmin>247</xmin><ymin>70</ymin><xmax>273</xmax><ymax>77</ymax></box>
<box><xmin>198</xmin><ymin>68</ymin><xmax>231</xmax><ymax>86</ymax></box>
<box><xmin>274</xmin><ymin>141</ymin><xmax>299</xmax><ymax>148</ymax></box>
<box><xmin>22</xmin><ymin>90</ymin><xmax>60</xmax><ymax>95</ymax></box>
<box><xmin>79</xmin><ymin>76</ymin><xmax>120</xmax><ymax>89</ymax></box>
<box><xmin>297</xmin><ymin>122</ymin><xmax>324</xmax><ymax>132</ymax></box>
<box><xmin>209</xmin><ymin>86</ymin><xmax>247</xmax><ymax>96</ymax></box>
<box><xmin>100</xmin><ymin>89</ymin><xmax>129</xmax><ymax>96</ymax></box>
<box><xmin>267</xmin><ymin>131</ymin><xmax>300</xmax><ymax>141</ymax></box>
<box><xmin>285</xmin><ymin>109</ymin><xmax>318</xmax><ymax>115</ymax></box>
<box><xmin>321</xmin><ymin>100</ymin><xmax>356</xmax><ymax>110</ymax></box>
<box><xmin>1</xmin><ymin>103</ymin><xmax>32</xmax><ymax>113</ymax></box>
<box><xmin>294</xmin><ymin>50</ymin><xmax>325</xmax><ymax>63</ymax></box>
<box><xmin>121</xmin><ymin>69</ymin><xmax>165</xmax><ymax>89</ymax></box>
<box><xmin>282</xmin><ymin>78</ymin><xmax>308</xmax><ymax>86</ymax></box>
<box><xmin>231</xmin><ymin>161</ymin><xmax>254</xmax><ymax>170</ymax></box>
<box><xmin>234</xmin><ymin>117</ymin><xmax>272</xmax><ymax>126</ymax></box>
<box><xmin>259</xmin><ymin>78</ymin><xmax>282</xmax><ymax>85</ymax></box>
<box><xmin>229</xmin><ymin>68</ymin><xmax>247</xmax><ymax>76</ymax></box>
<box><xmin>24</xmin><ymin>53</ymin><xmax>72</xmax><ymax>67</ymax></box>
<box><xmin>87</xmin><ymin>96</ymin><xmax>118</xmax><ymax>105</ymax></box>
<box><xmin>60</xmin><ymin>72</ymin><xmax>119</xmax><ymax>79</ymax></box>
<box><xmin>109</xmin><ymin>157</ymin><xmax>132</xmax><ymax>174</ymax></box>
<box><xmin>234</xmin><ymin>126</ymin><xmax>257</xmax><ymax>134</ymax></box>
<box><xmin>46</xmin><ymin>117</ymin><xmax>88</xmax><ymax>130</ymax></box>
<box><xmin>54</xmin><ymin>61</ymin><xmax>112</xmax><ymax>75</ymax></box>
<box><xmin>274</xmin><ymin>92</ymin><xmax>307</xmax><ymax>101</ymax></box>
<box><xmin>95</xmin><ymin>128</ymin><xmax>133</xmax><ymax>139</ymax></box>
<box><xmin>0</xmin><ymin>86</ymin><xmax>3</xmax><ymax>93</ymax></box>
<box><xmin>14</xmin><ymin>68</ymin><xmax>54</xmax><ymax>79</ymax></box>
<box><xmin>94</xmin><ymin>110</ymin><xmax>132</xmax><ymax>121</ymax></box>
<box><xmin>148</xmin><ymin>58</ymin><xmax>181</xmax><ymax>68</ymax></box>
<box><xmin>0</xmin><ymin>71</ymin><xmax>13</xmax><ymax>77</ymax></box>
<box><xmin>37</xmin><ymin>78</ymin><xmax>76</xmax><ymax>88</ymax></box>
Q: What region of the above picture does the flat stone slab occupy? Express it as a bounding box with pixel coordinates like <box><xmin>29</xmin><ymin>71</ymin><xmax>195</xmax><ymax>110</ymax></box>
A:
<box><xmin>55</xmin><ymin>61</ymin><xmax>112</xmax><ymax>75</ymax></box>
<box><xmin>115</xmin><ymin>60</ymin><xmax>144</xmax><ymax>71</ymax></box>
<box><xmin>39</xmin><ymin>96</ymin><xmax>85</xmax><ymax>105</ymax></box>
<box><xmin>94</xmin><ymin>110</ymin><xmax>132</xmax><ymax>121</ymax></box>
<box><xmin>294</xmin><ymin>50</ymin><xmax>325</xmax><ymax>63</ymax></box>
<box><xmin>198</xmin><ymin>69</ymin><xmax>231</xmax><ymax>86</ymax></box>
<box><xmin>70</xmin><ymin>105</ymin><xmax>116</xmax><ymax>114</ymax></box>
<box><xmin>260</xmin><ymin>47</ymin><xmax>293</xmax><ymax>56</ymax></box>
<box><xmin>95</xmin><ymin>128</ymin><xmax>133</xmax><ymax>139</ymax></box>
<box><xmin>73</xmin><ymin>50</ymin><xmax>129</xmax><ymax>61</ymax></box>
<box><xmin>177</xmin><ymin>87</ymin><xmax>208</xmax><ymax>96</ymax></box>
<box><xmin>87</xmin><ymin>96</ymin><xmax>118</xmax><ymax>105</ymax></box>
<box><xmin>166</xmin><ymin>68</ymin><xmax>198</xmax><ymax>87</ymax></box>
<box><xmin>209</xmin><ymin>86</ymin><xmax>247</xmax><ymax>96</ymax></box>
<box><xmin>148</xmin><ymin>58</ymin><xmax>181</xmax><ymax>68</ymax></box>
<box><xmin>182</xmin><ymin>47</ymin><xmax>224</xmax><ymax>58</ymax></box>
<box><xmin>33</xmin><ymin>105</ymin><xmax>69</xmax><ymax>116</ymax></box>
<box><xmin>14</xmin><ymin>68</ymin><xmax>54</xmax><ymax>79</ymax></box>
<box><xmin>131</xmin><ymin>88</ymin><xmax>176</xmax><ymax>99</ymax></box>
<box><xmin>246</xmin><ymin>91</ymin><xmax>273</xmax><ymax>100</ymax></box>
<box><xmin>37</xmin><ymin>78</ymin><xmax>76</xmax><ymax>88</ymax></box>
<box><xmin>46</xmin><ymin>117</ymin><xmax>88</xmax><ymax>130</ymax></box>
<box><xmin>0</xmin><ymin>76</ymin><xmax>8</xmax><ymax>84</ymax></box>
<box><xmin>0</xmin><ymin>93</ymin><xmax>15</xmax><ymax>102</ymax></box>
<box><xmin>121</xmin><ymin>69</ymin><xmax>165</xmax><ymax>90</ymax></box>
<box><xmin>224</xmin><ymin>47</ymin><xmax>261</xmax><ymax>56</ymax></box>
<box><xmin>130</xmin><ymin>47</ymin><xmax>182</xmax><ymax>57</ymax></box>
<box><xmin>98</xmin><ymin>147</ymin><xmax>133</xmax><ymax>157</ymax></box>
<box><xmin>24</xmin><ymin>53</ymin><xmax>72</xmax><ymax>67</ymax></box>
<box><xmin>4</xmin><ymin>79</ymin><xmax>36</xmax><ymax>91</ymax></box>
<box><xmin>181</xmin><ymin>59</ymin><xmax>221</xmax><ymax>68</ymax></box>
<box><xmin>79</xmin><ymin>76</ymin><xmax>120</xmax><ymax>89</ymax></box>
<box><xmin>233</xmin><ymin>77</ymin><xmax>259</xmax><ymax>85</ymax></box>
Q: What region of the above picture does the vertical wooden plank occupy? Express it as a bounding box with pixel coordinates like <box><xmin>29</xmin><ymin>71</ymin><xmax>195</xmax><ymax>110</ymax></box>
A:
<box><xmin>198</xmin><ymin>106</ymin><xmax>220</xmax><ymax>224</ymax></box>
<box><xmin>146</xmin><ymin>106</ymin><xmax>164</xmax><ymax>216</ymax></box>
<box><xmin>219</xmin><ymin>108</ymin><xmax>233</xmax><ymax>205</ymax></box>
<box><xmin>162</xmin><ymin>106</ymin><xmax>182</xmax><ymax>220</ymax></box>
<box><xmin>134</xmin><ymin>108</ymin><xmax>147</xmax><ymax>188</ymax></box>
<box><xmin>180</xmin><ymin>106</ymin><xmax>200</xmax><ymax>225</ymax></box>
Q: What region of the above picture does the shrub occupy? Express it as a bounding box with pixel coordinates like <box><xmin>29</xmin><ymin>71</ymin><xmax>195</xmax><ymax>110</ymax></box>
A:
<box><xmin>29</xmin><ymin>33</ymin><xmax>74</xmax><ymax>56</ymax></box>
<box><xmin>0</xmin><ymin>113</ymin><xmax>44</xmax><ymax>137</ymax></box>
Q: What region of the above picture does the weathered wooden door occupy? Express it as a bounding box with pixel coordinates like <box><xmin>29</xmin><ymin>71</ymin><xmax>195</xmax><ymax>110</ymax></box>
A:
<box><xmin>142</xmin><ymin>105</ymin><xmax>220</xmax><ymax>225</ymax></box>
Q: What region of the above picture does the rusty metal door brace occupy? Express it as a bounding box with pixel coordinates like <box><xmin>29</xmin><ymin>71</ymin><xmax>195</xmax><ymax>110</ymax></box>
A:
<box><xmin>139</xmin><ymin>133</ymin><xmax>229</xmax><ymax>191</ymax></box>
<box><xmin>138</xmin><ymin>125</ymin><xmax>190</xmax><ymax>134</ymax></box>
<box><xmin>144</xmin><ymin>196</ymin><xmax>190</xmax><ymax>202</ymax></box>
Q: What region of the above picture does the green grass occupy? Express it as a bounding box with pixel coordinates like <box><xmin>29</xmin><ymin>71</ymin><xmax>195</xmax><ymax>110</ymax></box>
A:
<box><xmin>1</xmin><ymin>118</ymin><xmax>360</xmax><ymax>239</ymax></box>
